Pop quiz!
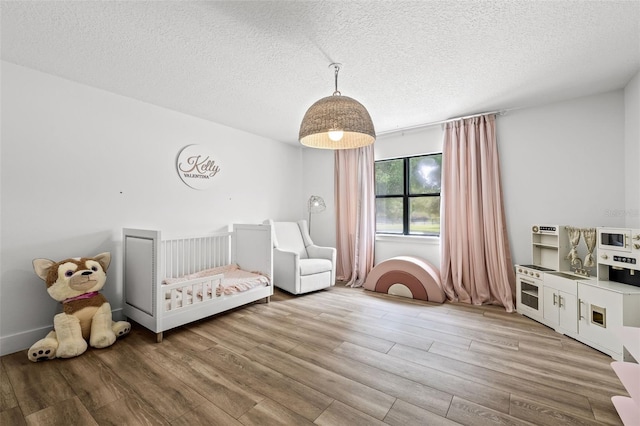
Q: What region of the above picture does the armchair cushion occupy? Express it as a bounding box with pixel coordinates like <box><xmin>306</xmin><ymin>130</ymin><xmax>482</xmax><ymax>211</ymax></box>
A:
<box><xmin>299</xmin><ymin>258</ymin><xmax>333</xmax><ymax>276</ymax></box>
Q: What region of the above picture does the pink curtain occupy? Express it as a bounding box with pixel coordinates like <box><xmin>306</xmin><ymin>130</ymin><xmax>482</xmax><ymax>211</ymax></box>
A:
<box><xmin>335</xmin><ymin>145</ymin><xmax>376</xmax><ymax>287</ymax></box>
<box><xmin>440</xmin><ymin>114</ymin><xmax>516</xmax><ymax>312</ymax></box>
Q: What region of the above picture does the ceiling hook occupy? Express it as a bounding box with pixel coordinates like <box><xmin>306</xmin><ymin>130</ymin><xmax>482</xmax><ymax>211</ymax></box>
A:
<box><xmin>330</xmin><ymin>63</ymin><xmax>342</xmax><ymax>96</ymax></box>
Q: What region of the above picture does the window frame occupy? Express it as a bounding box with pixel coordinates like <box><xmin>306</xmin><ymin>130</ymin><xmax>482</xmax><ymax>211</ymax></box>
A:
<box><xmin>374</xmin><ymin>152</ymin><xmax>442</xmax><ymax>236</ymax></box>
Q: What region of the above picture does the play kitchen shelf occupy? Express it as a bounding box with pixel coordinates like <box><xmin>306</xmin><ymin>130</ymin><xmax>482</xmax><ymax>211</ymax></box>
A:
<box><xmin>531</xmin><ymin>225</ymin><xmax>570</xmax><ymax>271</ymax></box>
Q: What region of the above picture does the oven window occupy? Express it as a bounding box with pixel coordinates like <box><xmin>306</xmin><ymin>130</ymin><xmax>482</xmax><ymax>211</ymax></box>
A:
<box><xmin>601</xmin><ymin>233</ymin><xmax>624</xmax><ymax>247</ymax></box>
<box><xmin>520</xmin><ymin>282</ymin><xmax>539</xmax><ymax>310</ymax></box>
<box><xmin>591</xmin><ymin>305</ymin><xmax>606</xmax><ymax>328</ymax></box>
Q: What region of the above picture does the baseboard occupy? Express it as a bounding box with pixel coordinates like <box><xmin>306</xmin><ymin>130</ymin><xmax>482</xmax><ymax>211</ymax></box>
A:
<box><xmin>0</xmin><ymin>325</ymin><xmax>52</xmax><ymax>357</ymax></box>
<box><xmin>111</xmin><ymin>307</ymin><xmax>125</xmax><ymax>322</ymax></box>
<box><xmin>0</xmin><ymin>307</ymin><xmax>125</xmax><ymax>357</ymax></box>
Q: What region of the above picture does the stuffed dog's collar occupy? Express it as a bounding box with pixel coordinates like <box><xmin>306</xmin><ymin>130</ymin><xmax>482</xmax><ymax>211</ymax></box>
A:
<box><xmin>62</xmin><ymin>291</ymin><xmax>99</xmax><ymax>304</ymax></box>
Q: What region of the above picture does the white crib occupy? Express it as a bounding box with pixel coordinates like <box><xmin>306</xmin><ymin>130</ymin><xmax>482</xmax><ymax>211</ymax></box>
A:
<box><xmin>123</xmin><ymin>224</ymin><xmax>273</xmax><ymax>342</ymax></box>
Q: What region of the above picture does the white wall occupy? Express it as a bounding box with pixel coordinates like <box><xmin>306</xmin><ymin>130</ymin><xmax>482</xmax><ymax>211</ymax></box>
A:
<box><xmin>500</xmin><ymin>91</ymin><xmax>626</xmax><ymax>265</ymax></box>
<box><xmin>624</xmin><ymin>71</ymin><xmax>640</xmax><ymax>228</ymax></box>
<box><xmin>375</xmin><ymin>125</ymin><xmax>443</xmax><ymax>161</ymax></box>
<box><xmin>301</xmin><ymin>148</ymin><xmax>336</xmax><ymax>248</ymax></box>
<box><xmin>0</xmin><ymin>62</ymin><xmax>303</xmax><ymax>355</ymax></box>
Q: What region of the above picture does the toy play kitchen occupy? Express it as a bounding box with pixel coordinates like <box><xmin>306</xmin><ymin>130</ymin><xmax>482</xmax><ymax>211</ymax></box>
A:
<box><xmin>515</xmin><ymin>225</ymin><xmax>640</xmax><ymax>362</ymax></box>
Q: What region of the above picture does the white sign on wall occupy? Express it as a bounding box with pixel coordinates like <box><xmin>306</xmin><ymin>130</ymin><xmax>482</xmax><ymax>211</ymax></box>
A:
<box><xmin>176</xmin><ymin>144</ymin><xmax>221</xmax><ymax>190</ymax></box>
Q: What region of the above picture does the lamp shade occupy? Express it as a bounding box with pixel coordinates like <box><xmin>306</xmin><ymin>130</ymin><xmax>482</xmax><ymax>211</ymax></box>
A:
<box><xmin>308</xmin><ymin>195</ymin><xmax>326</xmax><ymax>214</ymax></box>
<box><xmin>299</xmin><ymin>95</ymin><xmax>376</xmax><ymax>150</ymax></box>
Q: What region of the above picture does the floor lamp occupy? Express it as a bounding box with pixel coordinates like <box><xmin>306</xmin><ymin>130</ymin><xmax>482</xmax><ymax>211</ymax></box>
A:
<box><xmin>307</xmin><ymin>195</ymin><xmax>326</xmax><ymax>235</ymax></box>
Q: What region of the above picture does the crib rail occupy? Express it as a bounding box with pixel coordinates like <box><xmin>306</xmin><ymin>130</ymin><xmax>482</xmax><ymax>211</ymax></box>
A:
<box><xmin>161</xmin><ymin>232</ymin><xmax>231</xmax><ymax>279</ymax></box>
<box><xmin>163</xmin><ymin>274</ymin><xmax>224</xmax><ymax>312</ymax></box>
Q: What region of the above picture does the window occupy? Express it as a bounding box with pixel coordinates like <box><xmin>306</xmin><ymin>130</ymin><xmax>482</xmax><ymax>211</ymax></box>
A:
<box><xmin>375</xmin><ymin>153</ymin><xmax>442</xmax><ymax>236</ymax></box>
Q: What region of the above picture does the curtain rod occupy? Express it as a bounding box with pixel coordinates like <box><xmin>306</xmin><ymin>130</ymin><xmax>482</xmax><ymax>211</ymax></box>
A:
<box><xmin>377</xmin><ymin>108</ymin><xmax>510</xmax><ymax>137</ymax></box>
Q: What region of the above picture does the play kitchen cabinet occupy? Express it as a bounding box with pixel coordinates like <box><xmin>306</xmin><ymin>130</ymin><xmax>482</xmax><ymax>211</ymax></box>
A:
<box><xmin>543</xmin><ymin>272</ymin><xmax>580</xmax><ymax>336</ymax></box>
<box><xmin>576</xmin><ymin>280</ymin><xmax>640</xmax><ymax>361</ymax></box>
<box><xmin>539</xmin><ymin>273</ymin><xmax>640</xmax><ymax>361</ymax></box>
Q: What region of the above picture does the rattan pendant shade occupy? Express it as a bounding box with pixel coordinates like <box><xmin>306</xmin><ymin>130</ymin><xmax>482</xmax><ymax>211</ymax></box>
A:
<box><xmin>299</xmin><ymin>64</ymin><xmax>375</xmax><ymax>150</ymax></box>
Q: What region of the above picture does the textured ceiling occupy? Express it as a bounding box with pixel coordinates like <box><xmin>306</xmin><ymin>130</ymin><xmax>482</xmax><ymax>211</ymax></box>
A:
<box><xmin>2</xmin><ymin>1</ymin><xmax>639</xmax><ymax>145</ymax></box>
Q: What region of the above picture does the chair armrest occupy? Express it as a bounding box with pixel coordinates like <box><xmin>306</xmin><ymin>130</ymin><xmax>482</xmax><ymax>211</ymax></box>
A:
<box><xmin>306</xmin><ymin>245</ymin><xmax>337</xmax><ymax>286</ymax></box>
<box><xmin>306</xmin><ymin>245</ymin><xmax>336</xmax><ymax>261</ymax></box>
<box><xmin>274</xmin><ymin>248</ymin><xmax>299</xmax><ymax>264</ymax></box>
<box><xmin>273</xmin><ymin>248</ymin><xmax>300</xmax><ymax>294</ymax></box>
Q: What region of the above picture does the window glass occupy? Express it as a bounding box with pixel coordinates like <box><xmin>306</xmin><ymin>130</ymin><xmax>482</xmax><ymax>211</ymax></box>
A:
<box><xmin>409</xmin><ymin>155</ymin><xmax>441</xmax><ymax>195</ymax></box>
<box><xmin>375</xmin><ymin>198</ymin><xmax>403</xmax><ymax>234</ymax></box>
<box><xmin>409</xmin><ymin>196</ymin><xmax>441</xmax><ymax>235</ymax></box>
<box><xmin>375</xmin><ymin>159</ymin><xmax>403</xmax><ymax>196</ymax></box>
<box><xmin>375</xmin><ymin>153</ymin><xmax>442</xmax><ymax>236</ymax></box>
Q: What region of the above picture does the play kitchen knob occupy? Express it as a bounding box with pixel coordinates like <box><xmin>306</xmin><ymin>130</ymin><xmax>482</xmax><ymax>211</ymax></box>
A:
<box><xmin>634</xmin><ymin>234</ymin><xmax>640</xmax><ymax>240</ymax></box>
<box><xmin>535</xmin><ymin>273</ymin><xmax>540</xmax><ymax>278</ymax></box>
<box><xmin>532</xmin><ymin>226</ymin><xmax>539</xmax><ymax>233</ymax></box>
<box><xmin>601</xmin><ymin>254</ymin><xmax>608</xmax><ymax>259</ymax></box>
<box><xmin>634</xmin><ymin>243</ymin><xmax>640</xmax><ymax>249</ymax></box>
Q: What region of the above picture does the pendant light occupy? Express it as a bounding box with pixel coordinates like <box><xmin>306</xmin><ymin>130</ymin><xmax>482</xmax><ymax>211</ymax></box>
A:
<box><xmin>299</xmin><ymin>63</ymin><xmax>376</xmax><ymax>149</ymax></box>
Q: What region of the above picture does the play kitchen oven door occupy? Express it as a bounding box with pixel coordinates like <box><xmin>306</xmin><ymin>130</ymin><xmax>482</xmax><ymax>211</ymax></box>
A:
<box><xmin>516</xmin><ymin>265</ymin><xmax>545</xmax><ymax>321</ymax></box>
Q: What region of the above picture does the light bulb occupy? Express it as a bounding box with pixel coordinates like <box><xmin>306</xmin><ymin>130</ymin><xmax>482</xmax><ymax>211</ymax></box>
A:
<box><xmin>328</xmin><ymin>130</ymin><xmax>344</xmax><ymax>141</ymax></box>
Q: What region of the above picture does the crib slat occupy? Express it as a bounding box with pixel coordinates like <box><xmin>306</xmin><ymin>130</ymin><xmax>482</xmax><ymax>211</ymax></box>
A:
<box><xmin>162</xmin><ymin>232</ymin><xmax>233</xmax><ymax>278</ymax></box>
<box><xmin>159</xmin><ymin>232</ymin><xmax>234</xmax><ymax>312</ymax></box>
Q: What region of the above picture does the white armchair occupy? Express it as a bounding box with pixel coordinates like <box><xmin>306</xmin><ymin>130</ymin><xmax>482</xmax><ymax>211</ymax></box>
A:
<box><xmin>264</xmin><ymin>219</ymin><xmax>336</xmax><ymax>295</ymax></box>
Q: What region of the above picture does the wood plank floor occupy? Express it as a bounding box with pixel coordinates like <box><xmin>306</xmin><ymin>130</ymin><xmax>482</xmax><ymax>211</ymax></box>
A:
<box><xmin>1</xmin><ymin>286</ymin><xmax>628</xmax><ymax>425</ymax></box>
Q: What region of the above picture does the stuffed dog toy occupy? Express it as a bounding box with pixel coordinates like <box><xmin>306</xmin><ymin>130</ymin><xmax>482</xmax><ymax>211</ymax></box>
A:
<box><xmin>28</xmin><ymin>252</ymin><xmax>130</xmax><ymax>362</ymax></box>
